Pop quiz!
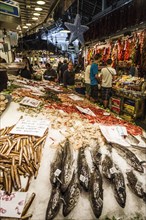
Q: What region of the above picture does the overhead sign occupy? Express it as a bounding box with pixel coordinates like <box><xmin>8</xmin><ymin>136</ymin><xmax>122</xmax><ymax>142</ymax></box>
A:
<box><xmin>0</xmin><ymin>1</ymin><xmax>20</xmax><ymax>17</ymax></box>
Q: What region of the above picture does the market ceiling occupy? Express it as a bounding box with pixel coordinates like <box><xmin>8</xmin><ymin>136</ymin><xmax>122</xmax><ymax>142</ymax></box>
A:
<box><xmin>3</xmin><ymin>0</ymin><xmax>123</xmax><ymax>35</ymax></box>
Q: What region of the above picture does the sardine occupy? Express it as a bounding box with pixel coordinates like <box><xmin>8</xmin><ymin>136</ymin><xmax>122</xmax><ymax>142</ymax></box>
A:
<box><xmin>102</xmin><ymin>154</ymin><xmax>113</xmax><ymax>180</ymax></box>
<box><xmin>112</xmin><ymin>144</ymin><xmax>144</xmax><ymax>173</ymax></box>
<box><xmin>63</xmin><ymin>172</ymin><xmax>80</xmax><ymax>217</ymax></box>
<box><xmin>90</xmin><ymin>167</ymin><xmax>103</xmax><ymax>218</ymax></box>
<box><xmin>50</xmin><ymin>149</ymin><xmax>63</xmax><ymax>186</ymax></box>
<box><xmin>61</xmin><ymin>139</ymin><xmax>73</xmax><ymax>193</ymax></box>
<box><xmin>126</xmin><ymin>170</ymin><xmax>144</xmax><ymax>198</ymax></box>
<box><xmin>112</xmin><ymin>170</ymin><xmax>126</xmax><ymax>208</ymax></box>
<box><xmin>78</xmin><ymin>147</ymin><xmax>91</xmax><ymax>192</ymax></box>
<box><xmin>45</xmin><ymin>186</ymin><xmax>61</xmax><ymax>220</ymax></box>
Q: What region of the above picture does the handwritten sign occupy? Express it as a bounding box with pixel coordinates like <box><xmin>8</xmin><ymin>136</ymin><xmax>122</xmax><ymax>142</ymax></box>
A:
<box><xmin>20</xmin><ymin>97</ymin><xmax>41</xmax><ymax>108</ymax></box>
<box><xmin>76</xmin><ymin>105</ymin><xmax>96</xmax><ymax>116</ymax></box>
<box><xmin>99</xmin><ymin>125</ymin><xmax>130</xmax><ymax>147</ymax></box>
<box><xmin>68</xmin><ymin>94</ymin><xmax>84</xmax><ymax>101</ymax></box>
<box><xmin>10</xmin><ymin>117</ymin><xmax>49</xmax><ymax>137</ymax></box>
<box><xmin>0</xmin><ymin>191</ymin><xmax>27</xmax><ymax>218</ymax></box>
<box><xmin>46</xmin><ymin>85</ymin><xmax>63</xmax><ymax>92</ymax></box>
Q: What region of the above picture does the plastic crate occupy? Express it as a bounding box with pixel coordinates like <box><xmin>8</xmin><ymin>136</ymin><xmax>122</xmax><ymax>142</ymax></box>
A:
<box><xmin>111</xmin><ymin>105</ymin><xmax>121</xmax><ymax>114</ymax></box>
<box><xmin>111</xmin><ymin>97</ymin><xmax>121</xmax><ymax>107</ymax></box>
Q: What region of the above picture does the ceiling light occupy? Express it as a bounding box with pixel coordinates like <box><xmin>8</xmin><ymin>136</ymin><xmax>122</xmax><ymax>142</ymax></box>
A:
<box><xmin>23</xmin><ymin>26</ymin><xmax>28</xmax><ymax>29</ymax></box>
<box><xmin>60</xmin><ymin>30</ymin><xmax>71</xmax><ymax>33</ymax></box>
<box><xmin>37</xmin><ymin>1</ymin><xmax>45</xmax><ymax>5</ymax></box>
<box><xmin>33</xmin><ymin>12</ymin><xmax>40</xmax><ymax>16</ymax></box>
<box><xmin>32</xmin><ymin>17</ymin><xmax>38</xmax><ymax>20</ymax></box>
<box><xmin>35</xmin><ymin>7</ymin><xmax>43</xmax><ymax>11</ymax></box>
<box><xmin>26</xmin><ymin>23</ymin><xmax>32</xmax><ymax>26</ymax></box>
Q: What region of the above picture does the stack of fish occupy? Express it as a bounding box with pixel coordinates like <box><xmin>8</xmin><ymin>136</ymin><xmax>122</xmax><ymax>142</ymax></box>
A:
<box><xmin>45</xmin><ymin>138</ymin><xmax>146</xmax><ymax>219</ymax></box>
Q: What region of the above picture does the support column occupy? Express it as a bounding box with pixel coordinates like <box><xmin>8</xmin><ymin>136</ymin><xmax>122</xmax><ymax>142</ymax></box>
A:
<box><xmin>102</xmin><ymin>0</ymin><xmax>106</xmax><ymax>11</ymax></box>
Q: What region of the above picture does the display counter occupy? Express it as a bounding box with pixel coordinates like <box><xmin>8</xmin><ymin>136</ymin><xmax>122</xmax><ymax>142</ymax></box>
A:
<box><xmin>0</xmin><ymin>76</ymin><xmax>146</xmax><ymax>220</ymax></box>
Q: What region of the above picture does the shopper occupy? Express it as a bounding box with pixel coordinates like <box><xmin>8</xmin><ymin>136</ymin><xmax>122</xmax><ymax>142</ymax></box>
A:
<box><xmin>59</xmin><ymin>59</ymin><xmax>68</xmax><ymax>83</ymax></box>
<box><xmin>63</xmin><ymin>62</ymin><xmax>75</xmax><ymax>88</ymax></box>
<box><xmin>43</xmin><ymin>63</ymin><xmax>57</xmax><ymax>81</ymax></box>
<box><xmin>90</xmin><ymin>53</ymin><xmax>101</xmax><ymax>102</ymax></box>
<box><xmin>100</xmin><ymin>58</ymin><xmax>116</xmax><ymax>109</ymax></box>
<box><xmin>84</xmin><ymin>58</ymin><xmax>93</xmax><ymax>99</ymax></box>
<box><xmin>19</xmin><ymin>57</ymin><xmax>33</xmax><ymax>79</ymax></box>
<box><xmin>0</xmin><ymin>68</ymin><xmax>8</xmax><ymax>92</ymax></box>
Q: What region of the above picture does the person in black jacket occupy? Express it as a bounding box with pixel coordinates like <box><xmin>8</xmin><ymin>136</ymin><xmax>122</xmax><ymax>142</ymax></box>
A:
<box><xmin>63</xmin><ymin>62</ymin><xmax>75</xmax><ymax>88</ymax></box>
<box><xmin>0</xmin><ymin>68</ymin><xmax>8</xmax><ymax>92</ymax></box>
<box><xmin>20</xmin><ymin>57</ymin><xmax>33</xmax><ymax>79</ymax></box>
<box><xmin>43</xmin><ymin>63</ymin><xmax>57</xmax><ymax>81</ymax></box>
<box><xmin>59</xmin><ymin>59</ymin><xmax>68</xmax><ymax>83</ymax></box>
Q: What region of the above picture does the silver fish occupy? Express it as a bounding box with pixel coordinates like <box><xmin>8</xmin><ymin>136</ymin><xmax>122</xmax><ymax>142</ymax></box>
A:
<box><xmin>78</xmin><ymin>147</ymin><xmax>91</xmax><ymax>192</ymax></box>
<box><xmin>112</xmin><ymin>170</ymin><xmax>126</xmax><ymax>208</ymax></box>
<box><xmin>102</xmin><ymin>154</ymin><xmax>114</xmax><ymax>180</ymax></box>
<box><xmin>90</xmin><ymin>166</ymin><xmax>103</xmax><ymax>218</ymax></box>
<box><xmin>63</xmin><ymin>172</ymin><xmax>80</xmax><ymax>217</ymax></box>
<box><xmin>126</xmin><ymin>134</ymin><xmax>140</xmax><ymax>146</ymax></box>
<box><xmin>61</xmin><ymin>139</ymin><xmax>73</xmax><ymax>193</ymax></box>
<box><xmin>141</xmin><ymin>135</ymin><xmax>146</xmax><ymax>144</ymax></box>
<box><xmin>50</xmin><ymin>149</ymin><xmax>63</xmax><ymax>186</ymax></box>
<box><xmin>126</xmin><ymin>170</ymin><xmax>144</xmax><ymax>199</ymax></box>
<box><xmin>45</xmin><ymin>186</ymin><xmax>61</xmax><ymax>220</ymax></box>
<box><xmin>112</xmin><ymin>144</ymin><xmax>144</xmax><ymax>173</ymax></box>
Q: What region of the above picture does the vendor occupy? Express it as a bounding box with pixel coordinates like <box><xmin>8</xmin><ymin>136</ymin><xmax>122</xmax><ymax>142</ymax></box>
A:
<box><xmin>129</xmin><ymin>60</ymin><xmax>139</xmax><ymax>77</ymax></box>
<box><xmin>43</xmin><ymin>63</ymin><xmax>57</xmax><ymax>81</ymax></box>
<box><xmin>0</xmin><ymin>67</ymin><xmax>8</xmax><ymax>92</ymax></box>
<box><xmin>63</xmin><ymin>62</ymin><xmax>75</xmax><ymax>88</ymax></box>
<box><xmin>19</xmin><ymin>57</ymin><xmax>33</xmax><ymax>79</ymax></box>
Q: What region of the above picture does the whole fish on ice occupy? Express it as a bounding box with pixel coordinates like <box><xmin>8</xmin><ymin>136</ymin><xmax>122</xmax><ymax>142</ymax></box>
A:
<box><xmin>45</xmin><ymin>185</ymin><xmax>61</xmax><ymax>220</ymax></box>
<box><xmin>78</xmin><ymin>147</ymin><xmax>91</xmax><ymax>192</ymax></box>
<box><xmin>61</xmin><ymin>139</ymin><xmax>74</xmax><ymax>193</ymax></box>
<box><xmin>63</xmin><ymin>172</ymin><xmax>80</xmax><ymax>217</ymax></box>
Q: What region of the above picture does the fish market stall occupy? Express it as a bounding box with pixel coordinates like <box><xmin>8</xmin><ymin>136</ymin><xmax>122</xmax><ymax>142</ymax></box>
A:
<box><xmin>0</xmin><ymin>77</ymin><xmax>146</xmax><ymax>220</ymax></box>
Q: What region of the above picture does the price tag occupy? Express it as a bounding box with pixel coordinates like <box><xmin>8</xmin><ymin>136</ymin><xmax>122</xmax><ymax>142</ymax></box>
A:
<box><xmin>135</xmin><ymin>181</ymin><xmax>142</xmax><ymax>189</ymax></box>
<box><xmin>97</xmin><ymin>197</ymin><xmax>103</xmax><ymax>206</ymax></box>
<box><xmin>110</xmin><ymin>167</ymin><xmax>117</xmax><ymax>174</ymax></box>
<box><xmin>54</xmin><ymin>169</ymin><xmax>61</xmax><ymax>177</ymax></box>
<box><xmin>79</xmin><ymin>174</ymin><xmax>86</xmax><ymax>183</ymax></box>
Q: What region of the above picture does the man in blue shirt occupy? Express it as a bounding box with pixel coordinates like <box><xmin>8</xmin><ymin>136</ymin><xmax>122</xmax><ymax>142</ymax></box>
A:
<box><xmin>90</xmin><ymin>53</ymin><xmax>101</xmax><ymax>102</ymax></box>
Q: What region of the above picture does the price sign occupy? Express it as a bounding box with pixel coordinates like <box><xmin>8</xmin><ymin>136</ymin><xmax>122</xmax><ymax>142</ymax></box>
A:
<box><xmin>0</xmin><ymin>191</ymin><xmax>27</xmax><ymax>218</ymax></box>
<box><xmin>10</xmin><ymin>117</ymin><xmax>49</xmax><ymax>137</ymax></box>
<box><xmin>76</xmin><ymin>106</ymin><xmax>96</xmax><ymax>116</ymax></box>
<box><xmin>20</xmin><ymin>97</ymin><xmax>41</xmax><ymax>108</ymax></box>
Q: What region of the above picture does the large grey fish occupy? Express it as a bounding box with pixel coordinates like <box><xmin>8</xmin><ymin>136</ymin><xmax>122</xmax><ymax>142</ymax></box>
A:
<box><xmin>78</xmin><ymin>147</ymin><xmax>91</xmax><ymax>192</ymax></box>
<box><xmin>90</xmin><ymin>166</ymin><xmax>103</xmax><ymax>218</ymax></box>
<box><xmin>112</xmin><ymin>144</ymin><xmax>144</xmax><ymax>173</ymax></box>
<box><xmin>126</xmin><ymin>170</ymin><xmax>144</xmax><ymax>199</ymax></box>
<box><xmin>112</xmin><ymin>170</ymin><xmax>126</xmax><ymax>208</ymax></box>
<box><xmin>50</xmin><ymin>149</ymin><xmax>63</xmax><ymax>186</ymax></box>
<box><xmin>63</xmin><ymin>172</ymin><xmax>80</xmax><ymax>217</ymax></box>
<box><xmin>45</xmin><ymin>185</ymin><xmax>61</xmax><ymax>220</ymax></box>
<box><xmin>102</xmin><ymin>154</ymin><xmax>114</xmax><ymax>180</ymax></box>
<box><xmin>61</xmin><ymin>139</ymin><xmax>73</xmax><ymax>193</ymax></box>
